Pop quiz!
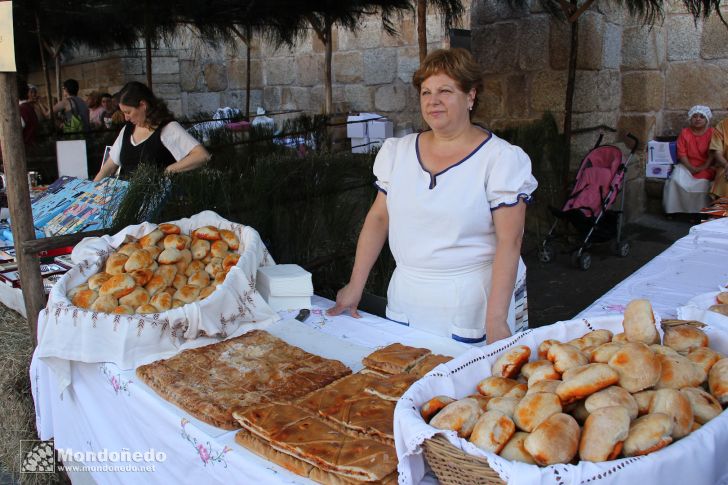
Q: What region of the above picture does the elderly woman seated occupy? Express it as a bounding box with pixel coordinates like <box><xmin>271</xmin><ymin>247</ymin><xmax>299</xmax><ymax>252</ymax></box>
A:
<box><xmin>663</xmin><ymin>105</ymin><xmax>715</xmax><ymax>216</ymax></box>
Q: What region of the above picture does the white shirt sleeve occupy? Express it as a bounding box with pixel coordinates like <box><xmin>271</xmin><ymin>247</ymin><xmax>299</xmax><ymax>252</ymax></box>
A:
<box><xmin>485</xmin><ymin>142</ymin><xmax>539</xmax><ymax>210</ymax></box>
<box><xmin>372</xmin><ymin>138</ymin><xmax>399</xmax><ymax>194</ymax></box>
<box><xmin>159</xmin><ymin>121</ymin><xmax>203</xmax><ymax>161</ymax></box>
<box><xmin>108</xmin><ymin>126</ymin><xmax>127</xmax><ymax>166</ymax></box>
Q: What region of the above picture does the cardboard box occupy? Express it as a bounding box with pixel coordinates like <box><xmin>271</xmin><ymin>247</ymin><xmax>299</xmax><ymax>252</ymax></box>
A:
<box><xmin>646</xmin><ymin>162</ymin><xmax>674</xmax><ymax>179</ymax></box>
<box><xmin>346</xmin><ymin>113</ymin><xmax>380</xmax><ymax>138</ymax></box>
<box><xmin>351</xmin><ymin>137</ymin><xmax>371</xmax><ymax>154</ymax></box>
<box><xmin>368</xmin><ymin>119</ymin><xmax>393</xmax><ymax>139</ymax></box>
<box><xmin>647</xmin><ymin>140</ymin><xmax>677</xmax><ymax>164</ymax></box>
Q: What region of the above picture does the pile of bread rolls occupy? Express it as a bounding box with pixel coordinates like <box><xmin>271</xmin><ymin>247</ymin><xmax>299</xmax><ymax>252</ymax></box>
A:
<box><xmin>709</xmin><ymin>291</ymin><xmax>728</xmax><ymax>317</ymax></box>
<box><xmin>67</xmin><ymin>223</ymin><xmax>243</xmax><ymax>315</ymax></box>
<box><xmin>422</xmin><ymin>299</ymin><xmax>728</xmax><ymax>466</ymax></box>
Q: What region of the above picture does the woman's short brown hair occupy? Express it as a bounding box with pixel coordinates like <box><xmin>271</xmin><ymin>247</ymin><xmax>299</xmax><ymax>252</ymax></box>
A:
<box><xmin>412</xmin><ymin>48</ymin><xmax>484</xmax><ymax>112</ymax></box>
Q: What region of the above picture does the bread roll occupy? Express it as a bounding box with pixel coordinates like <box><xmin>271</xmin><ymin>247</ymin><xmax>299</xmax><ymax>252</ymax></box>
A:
<box><xmin>491</xmin><ymin>345</ymin><xmax>531</xmax><ymax>379</ymax></box>
<box><xmin>174</xmin><ymin>285</ymin><xmax>200</xmax><ymax>304</ymax></box>
<box><xmin>579</xmin><ymin>406</ymin><xmax>630</xmax><ymax>462</ymax></box>
<box><xmin>99</xmin><ymin>274</ymin><xmax>136</xmax><ymax>299</ymax></box>
<box><xmin>145</xmin><ymin>275</ymin><xmax>167</xmax><ymax>296</ymax></box>
<box><xmin>90</xmin><ymin>295</ymin><xmax>118</xmax><ymax>313</ymax></box>
<box><xmin>223</xmin><ymin>253</ymin><xmax>240</xmax><ymax>271</ymax></box>
<box><xmin>150</xmin><ymin>291</ymin><xmax>173</xmax><ymax>312</ymax></box>
<box><xmin>709</xmin><ymin>357</ymin><xmax>728</xmax><ymax>405</ymax></box>
<box><xmin>526</xmin><ymin>379</ymin><xmax>561</xmax><ymax>395</ymax></box>
<box><xmin>585</xmin><ymin>386</ymin><xmax>638</xmax><ymax>420</ymax></box>
<box><xmin>469</xmin><ymin>410</ymin><xmax>516</xmax><ymax>454</ymax></box>
<box><xmin>547</xmin><ymin>343</ymin><xmax>589</xmax><ymax>373</ymax></box>
<box><xmin>717</xmin><ymin>292</ymin><xmax>728</xmax><ymax>305</ymax></box>
<box><xmin>124</xmin><ymin>249</ymin><xmax>154</xmax><ymax>272</ymax></box>
<box><xmin>163</xmin><ymin>234</ymin><xmax>188</xmax><ymax>251</ymax></box>
<box><xmin>67</xmin><ymin>283</ymin><xmax>88</xmax><ymax>300</ymax></box>
<box><xmin>171</xmin><ymin>299</ymin><xmax>185</xmax><ymax>309</ymax></box>
<box><xmin>199</xmin><ymin>285</ymin><xmax>216</xmax><ymax>300</ymax></box>
<box><xmin>139</xmin><ymin>229</ymin><xmax>164</xmax><ymax>248</ymax></box>
<box><xmin>429</xmin><ymin>398</ymin><xmax>483</xmax><ymax>438</ymax></box>
<box><xmin>623</xmin><ymin>413</ymin><xmax>673</xmax><ymax>457</ymax></box>
<box><xmin>72</xmin><ymin>288</ymin><xmax>98</xmax><ymax>309</ymax></box>
<box><xmin>113</xmin><ymin>305</ymin><xmax>135</xmax><ymax>315</ymax></box>
<box><xmin>145</xmin><ymin>246</ymin><xmax>162</xmax><ymax>260</ymax></box>
<box><xmin>476</xmin><ymin>376</ymin><xmax>519</xmax><ymax>398</ymax></box>
<box><xmin>687</xmin><ymin>347</ymin><xmax>724</xmax><ymax>376</ymax></box>
<box><xmin>655</xmin><ymin>352</ymin><xmax>706</xmax><ymax>389</ymax></box>
<box><xmin>129</xmin><ymin>268</ymin><xmax>154</xmax><ymax>287</ymax></box>
<box><xmin>158</xmin><ymin>248</ymin><xmax>183</xmax><ymax>265</ymax></box>
<box><xmin>485</xmin><ymin>397</ymin><xmax>519</xmax><ymax>419</ymax></box>
<box><xmin>136</xmin><ymin>304</ymin><xmax>158</xmax><ymax>314</ymax></box>
<box><xmin>607</xmin><ymin>342</ymin><xmax>661</xmax><ymax>393</ymax></box>
<box><xmin>623</xmin><ymin>299</ymin><xmax>659</xmax><ymax>344</ymax></box>
<box><xmin>648</xmin><ymin>389</ymin><xmax>693</xmax><ymax>439</ymax></box>
<box><xmin>537</xmin><ymin>339</ymin><xmax>561</xmax><ymax>360</ymax></box>
<box><xmin>214</xmin><ymin>272</ymin><xmax>227</xmax><ymax>285</ymax></box>
<box><xmin>193</xmin><ymin>225</ymin><xmax>221</xmax><ymax>241</ymax></box>
<box><xmin>185</xmin><ymin>260</ymin><xmax>206</xmax><ymax>277</ymax></box>
<box><xmin>650</xmin><ymin>344</ymin><xmax>681</xmax><ymax>357</ymax></box>
<box><xmin>88</xmin><ymin>272</ymin><xmax>113</xmax><ymax>291</ymax></box>
<box><xmin>421</xmin><ymin>396</ymin><xmax>455</xmax><ymax>423</ymax></box>
<box><xmin>612</xmin><ymin>332</ymin><xmax>629</xmax><ymax>343</ymax></box>
<box><xmin>589</xmin><ymin>342</ymin><xmax>624</xmax><ymax>364</ymax></box>
<box><xmin>681</xmin><ymin>387</ymin><xmax>722</xmax><ymax>424</ymax></box>
<box><xmin>155</xmin><ymin>265</ymin><xmax>178</xmax><ymax>286</ymax></box>
<box><xmin>188</xmin><ymin>270</ymin><xmax>210</xmax><ymax>288</ymax></box>
<box><xmin>499</xmin><ymin>432</ymin><xmax>535</xmax><ymax>464</ymax></box>
<box><xmin>524</xmin><ymin>413</ymin><xmax>580</xmax><ymax>465</ymax></box>
<box><xmin>513</xmin><ymin>392</ymin><xmax>562</xmax><ymax>432</ymax></box>
<box><xmin>191</xmin><ymin>239</ymin><xmax>210</xmax><ymax>260</ymax></box>
<box><xmin>205</xmin><ymin>258</ymin><xmax>224</xmax><ymax>277</ymax></box>
<box><xmin>503</xmin><ymin>383</ymin><xmax>528</xmax><ymax>399</ymax></box>
<box><xmin>633</xmin><ymin>390</ymin><xmax>656</xmax><ymax>416</ymax></box>
<box><xmin>105</xmin><ymin>253</ymin><xmax>129</xmax><ymax>275</ymax></box>
<box><xmin>521</xmin><ymin>360</ymin><xmax>560</xmax><ymax>386</ymax></box>
<box><xmin>467</xmin><ymin>394</ymin><xmax>490</xmax><ymax>411</ymax></box>
<box><xmin>210</xmin><ymin>240</ymin><xmax>229</xmax><ymax>259</ymax></box>
<box><xmin>569</xmin><ymin>329</ymin><xmax>613</xmax><ymax>351</ymax></box>
<box><xmin>570</xmin><ymin>399</ymin><xmax>590</xmax><ymax>424</ymax></box>
<box><xmin>709</xmin><ymin>304</ymin><xmax>728</xmax><ymax>316</ymax></box>
<box><xmin>157</xmin><ymin>223</ymin><xmax>180</xmax><ymax>235</ymax></box>
<box><xmin>663</xmin><ymin>325</ymin><xmax>709</xmax><ymax>353</ymax></box>
<box><xmin>172</xmin><ymin>273</ymin><xmax>188</xmax><ymax>290</ymax></box>
<box><xmin>556</xmin><ymin>363</ymin><xmax>619</xmax><ymax>404</ymax></box>
<box><xmin>118</xmin><ymin>287</ymin><xmax>150</xmax><ymax>308</ymax></box>
<box><xmin>117</xmin><ymin>242</ymin><xmax>142</xmax><ymax>257</ymax></box>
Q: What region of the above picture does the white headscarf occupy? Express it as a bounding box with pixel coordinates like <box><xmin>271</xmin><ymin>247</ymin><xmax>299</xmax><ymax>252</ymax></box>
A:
<box><xmin>688</xmin><ymin>105</ymin><xmax>712</xmax><ymax>123</ymax></box>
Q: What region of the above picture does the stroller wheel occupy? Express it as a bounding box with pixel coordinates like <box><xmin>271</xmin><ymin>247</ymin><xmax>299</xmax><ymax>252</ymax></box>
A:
<box><xmin>538</xmin><ymin>244</ymin><xmax>554</xmax><ymax>263</ymax></box>
<box><xmin>614</xmin><ymin>240</ymin><xmax>630</xmax><ymax>257</ymax></box>
<box><xmin>572</xmin><ymin>251</ymin><xmax>592</xmax><ymax>271</ymax></box>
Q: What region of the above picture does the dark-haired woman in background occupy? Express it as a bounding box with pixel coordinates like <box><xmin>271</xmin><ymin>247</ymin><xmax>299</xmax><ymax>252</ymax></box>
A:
<box><xmin>93</xmin><ymin>82</ymin><xmax>210</xmax><ymax>181</ymax></box>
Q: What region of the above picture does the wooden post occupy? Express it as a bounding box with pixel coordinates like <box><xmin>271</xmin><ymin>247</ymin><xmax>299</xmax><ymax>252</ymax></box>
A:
<box><xmin>0</xmin><ymin>72</ymin><xmax>46</xmax><ymax>344</ymax></box>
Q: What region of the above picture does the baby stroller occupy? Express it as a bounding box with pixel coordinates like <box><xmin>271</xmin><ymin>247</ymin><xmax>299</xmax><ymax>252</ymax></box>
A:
<box><xmin>538</xmin><ymin>133</ymin><xmax>639</xmax><ymax>271</ymax></box>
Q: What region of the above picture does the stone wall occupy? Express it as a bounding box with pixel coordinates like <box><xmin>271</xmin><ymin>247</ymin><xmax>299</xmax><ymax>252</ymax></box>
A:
<box><xmin>27</xmin><ymin>4</ymin><xmax>471</xmax><ymax>131</ymax></box>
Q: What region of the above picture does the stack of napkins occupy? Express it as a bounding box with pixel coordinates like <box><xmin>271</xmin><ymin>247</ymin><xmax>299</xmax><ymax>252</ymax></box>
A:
<box><xmin>256</xmin><ymin>264</ymin><xmax>313</xmax><ymax>312</ymax></box>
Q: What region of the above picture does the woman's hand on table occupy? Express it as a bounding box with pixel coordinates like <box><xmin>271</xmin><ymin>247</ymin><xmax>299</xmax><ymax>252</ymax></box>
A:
<box><xmin>327</xmin><ymin>282</ymin><xmax>364</xmax><ymax>318</ymax></box>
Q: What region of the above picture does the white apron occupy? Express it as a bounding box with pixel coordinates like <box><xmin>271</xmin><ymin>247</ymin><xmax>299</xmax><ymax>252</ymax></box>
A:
<box><xmin>373</xmin><ymin>132</ymin><xmax>538</xmax><ymax>344</ymax></box>
<box><xmin>663</xmin><ymin>164</ymin><xmax>711</xmax><ymax>214</ymax></box>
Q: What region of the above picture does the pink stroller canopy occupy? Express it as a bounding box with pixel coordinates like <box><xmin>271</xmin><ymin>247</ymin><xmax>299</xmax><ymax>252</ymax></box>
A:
<box><xmin>563</xmin><ymin>145</ymin><xmax>625</xmax><ymax>218</ymax></box>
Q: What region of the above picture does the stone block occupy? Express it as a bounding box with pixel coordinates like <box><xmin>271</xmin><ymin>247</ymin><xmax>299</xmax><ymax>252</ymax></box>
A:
<box><xmin>518</xmin><ymin>16</ymin><xmax>550</xmax><ymax>71</ymax></box>
<box><xmin>123</xmin><ymin>56</ymin><xmax>144</xmax><ymax>76</ymax></box>
<box><xmin>472</xmin><ymin>0</ymin><xmax>529</xmax><ymax>25</ymax></box>
<box><xmin>701</xmin><ymin>15</ymin><xmax>728</xmax><ymax>59</ymax></box>
<box><xmin>617</xmin><ymin>114</ymin><xmax>657</xmax><ymax>147</ymax></box>
<box><xmin>363</xmin><ymin>48</ymin><xmax>397</xmax><ymax>85</ymax></box>
<box><xmin>167</xmin><ymin>99</ymin><xmax>182</xmax><ymax>118</ymax></box>
<box><xmin>204</xmin><ymin>63</ymin><xmax>228</xmax><ymax>92</ymax></box>
<box><xmin>572</xmin><ymin>111</ymin><xmax>618</xmax><ymax>132</ymax></box>
<box><xmin>374</xmin><ymin>81</ymin><xmax>409</xmax><ymax>112</ymax></box>
<box><xmin>343</xmin><ymin>84</ymin><xmax>374</xmax><ymax>111</ymax></box>
<box><xmin>602</xmin><ymin>22</ymin><xmax>622</xmax><ymax>69</ymax></box>
<box><xmin>661</xmin><ymin>110</ymin><xmax>690</xmax><ymax>137</ymax></box>
<box><xmin>333</xmin><ymin>51</ymin><xmax>363</xmax><ymax>83</ymax></box>
<box><xmin>282</xmin><ymin>87</ymin><xmax>313</xmax><ymax>111</ymax></box>
<box><xmin>339</xmin><ymin>18</ymin><xmax>382</xmax><ymax>50</ymax></box>
<box><xmin>186</xmin><ymin>92</ymin><xmax>222</xmax><ymax>116</ymax></box>
<box><xmin>153</xmin><ymin>83</ymin><xmax>180</xmax><ymax>100</ymax></box>
<box><xmin>398</xmin><ymin>46</ymin><xmax>420</xmax><ymax>84</ymax></box>
<box><xmin>576</xmin><ymin>12</ymin><xmax>604</xmax><ymax>70</ymax></box>
<box><xmin>312</xmin><ymin>30</ymin><xmax>339</xmax><ymax>54</ymax></box>
<box><xmin>531</xmin><ymin>70</ymin><xmax>567</xmax><ymax>112</ymax></box>
<box><xmin>296</xmin><ymin>54</ymin><xmax>323</xmax><ymax>87</ymax></box>
<box><xmin>473</xmin><ymin>23</ymin><xmax>519</xmax><ymax>73</ymax></box>
<box><xmin>665</xmin><ymin>62</ymin><xmax>728</xmax><ymax>110</ymax></box>
<box><xmin>265</xmin><ymin>57</ymin><xmax>296</xmax><ymax>85</ymax></box>
<box><xmin>505</xmin><ymin>74</ymin><xmax>529</xmax><ymax>117</ymax></box>
<box><xmin>667</xmin><ymin>15</ymin><xmax>702</xmax><ymax>61</ymax></box>
<box><xmin>152</xmin><ymin>57</ymin><xmax>179</xmax><ymax>75</ymax></box>
<box><xmin>622</xmin><ymin>25</ymin><xmax>666</xmax><ymax>70</ymax></box>
<box><xmin>621</xmin><ymin>71</ymin><xmax>664</xmax><ymax>112</ymax></box>
<box><xmin>263</xmin><ymin>86</ymin><xmax>281</xmax><ymax>111</ymax></box>
<box><xmin>595</xmin><ymin>0</ymin><xmax>625</xmax><ymax>23</ymax></box>
<box><xmin>479</xmin><ymin>75</ymin><xmax>505</xmax><ymax>119</ymax></box>
<box><xmin>228</xmin><ymin>58</ymin><xmax>263</xmax><ymax>90</ymax></box>
<box><xmin>548</xmin><ymin>18</ymin><xmax>570</xmax><ymax>71</ymax></box>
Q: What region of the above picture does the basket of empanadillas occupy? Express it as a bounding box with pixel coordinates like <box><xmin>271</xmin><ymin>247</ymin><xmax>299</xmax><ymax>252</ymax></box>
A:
<box><xmin>35</xmin><ymin>211</ymin><xmax>279</xmax><ymax>390</ymax></box>
<box><xmin>394</xmin><ymin>299</ymin><xmax>728</xmax><ymax>485</ymax></box>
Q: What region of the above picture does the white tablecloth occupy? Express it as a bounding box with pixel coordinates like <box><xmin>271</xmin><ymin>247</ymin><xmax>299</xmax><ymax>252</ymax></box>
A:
<box><xmin>31</xmin><ymin>296</ymin><xmax>468</xmax><ymax>484</ymax></box>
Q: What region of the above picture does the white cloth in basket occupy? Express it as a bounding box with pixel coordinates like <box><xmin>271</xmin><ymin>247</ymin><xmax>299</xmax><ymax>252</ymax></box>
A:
<box><xmin>395</xmin><ymin>314</ymin><xmax>728</xmax><ymax>485</ymax></box>
<box><xmin>34</xmin><ymin>211</ymin><xmax>280</xmax><ymax>395</ymax></box>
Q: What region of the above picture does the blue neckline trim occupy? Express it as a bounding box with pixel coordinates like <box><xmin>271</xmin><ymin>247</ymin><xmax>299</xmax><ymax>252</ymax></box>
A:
<box><xmin>373</xmin><ymin>181</ymin><xmax>387</xmax><ymax>195</ymax></box>
<box><xmin>452</xmin><ymin>334</ymin><xmax>486</xmax><ymax>344</ymax></box>
<box><xmin>491</xmin><ymin>193</ymin><xmax>534</xmax><ymax>211</ymax></box>
<box><xmin>415</xmin><ymin>130</ymin><xmax>492</xmax><ymax>189</ymax></box>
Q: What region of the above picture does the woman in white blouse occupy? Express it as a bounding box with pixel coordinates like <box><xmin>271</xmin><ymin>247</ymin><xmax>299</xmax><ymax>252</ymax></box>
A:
<box><xmin>328</xmin><ymin>48</ymin><xmax>538</xmax><ymax>345</ymax></box>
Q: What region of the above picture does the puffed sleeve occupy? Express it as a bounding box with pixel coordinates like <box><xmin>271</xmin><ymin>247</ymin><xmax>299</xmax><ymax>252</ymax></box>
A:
<box><xmin>372</xmin><ymin>138</ymin><xmax>398</xmax><ymax>194</ymax></box>
<box><xmin>485</xmin><ymin>143</ymin><xmax>538</xmax><ymax>210</ymax></box>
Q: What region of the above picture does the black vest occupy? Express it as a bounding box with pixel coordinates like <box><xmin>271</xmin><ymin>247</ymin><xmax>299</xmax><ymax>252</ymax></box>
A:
<box><xmin>118</xmin><ymin>122</ymin><xmax>176</xmax><ymax>179</ymax></box>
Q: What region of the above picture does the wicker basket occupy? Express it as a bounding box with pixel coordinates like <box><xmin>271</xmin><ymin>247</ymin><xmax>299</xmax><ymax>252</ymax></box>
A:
<box><xmin>422</xmin><ymin>434</ymin><xmax>506</xmax><ymax>485</ymax></box>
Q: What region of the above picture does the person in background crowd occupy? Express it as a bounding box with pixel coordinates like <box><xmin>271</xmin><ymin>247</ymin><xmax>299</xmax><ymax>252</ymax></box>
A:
<box><xmin>93</xmin><ymin>81</ymin><xmax>210</xmax><ymax>181</ymax></box>
<box><xmin>663</xmin><ymin>105</ymin><xmax>715</xmax><ymax>216</ymax></box>
<box><xmin>28</xmin><ymin>84</ymin><xmax>50</xmax><ymax>121</ymax></box>
<box><xmin>328</xmin><ymin>48</ymin><xmax>537</xmax><ymax>345</ymax></box>
<box><xmin>52</xmin><ymin>79</ymin><xmax>91</xmax><ymax>133</ymax></box>
<box><xmin>709</xmin><ymin>110</ymin><xmax>728</xmax><ymax>199</ymax></box>
<box><xmin>99</xmin><ymin>93</ymin><xmax>116</xmax><ymax>128</ymax></box>
<box><xmin>86</xmin><ymin>91</ymin><xmax>105</xmax><ymax>129</ymax></box>
<box><xmin>19</xmin><ymin>82</ymin><xmax>39</xmax><ymax>147</ymax></box>
<box><xmin>110</xmin><ymin>91</ymin><xmax>126</xmax><ymax>126</ymax></box>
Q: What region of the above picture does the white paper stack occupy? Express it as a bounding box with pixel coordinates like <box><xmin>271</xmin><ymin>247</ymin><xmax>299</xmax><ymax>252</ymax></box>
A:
<box><xmin>256</xmin><ymin>264</ymin><xmax>313</xmax><ymax>312</ymax></box>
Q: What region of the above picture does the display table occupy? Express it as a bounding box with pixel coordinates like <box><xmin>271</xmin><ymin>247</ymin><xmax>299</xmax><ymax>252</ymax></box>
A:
<box><xmin>31</xmin><ymin>296</ymin><xmax>468</xmax><ymax>484</ymax></box>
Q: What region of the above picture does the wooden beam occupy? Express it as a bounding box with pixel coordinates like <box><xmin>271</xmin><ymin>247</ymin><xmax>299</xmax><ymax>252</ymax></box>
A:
<box><xmin>0</xmin><ymin>72</ymin><xmax>47</xmax><ymax>344</ymax></box>
<box><xmin>21</xmin><ymin>229</ymin><xmax>111</xmax><ymax>256</ymax></box>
